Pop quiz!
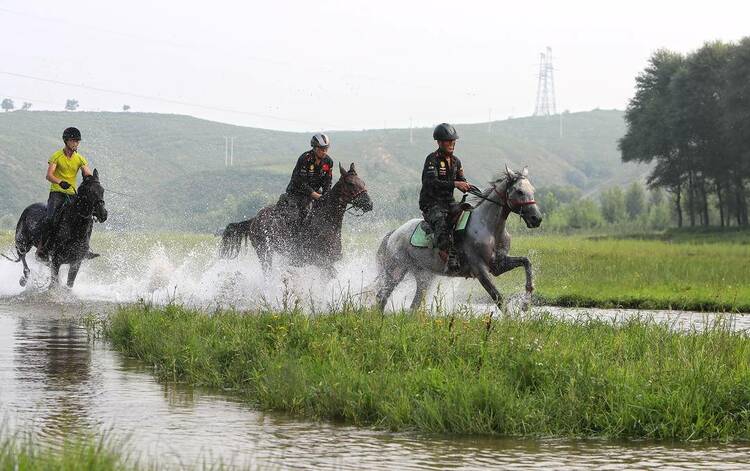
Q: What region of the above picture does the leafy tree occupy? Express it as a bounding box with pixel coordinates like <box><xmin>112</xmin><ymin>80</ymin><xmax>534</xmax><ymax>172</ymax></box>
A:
<box><xmin>20</xmin><ymin>102</ymin><xmax>32</xmax><ymax>111</ymax></box>
<box><xmin>123</xmin><ymin>104</ymin><xmax>130</xmax><ymax>111</ymax></box>
<box><xmin>724</xmin><ymin>37</ymin><xmax>750</xmax><ymax>226</ymax></box>
<box><xmin>65</xmin><ymin>99</ymin><xmax>79</xmax><ymax>111</ymax></box>
<box><xmin>600</xmin><ymin>187</ymin><xmax>627</xmax><ymax>223</ymax></box>
<box><xmin>1</xmin><ymin>98</ymin><xmax>14</xmax><ymax>112</ymax></box>
<box><xmin>625</xmin><ymin>182</ymin><xmax>646</xmax><ymax>219</ymax></box>
<box><xmin>649</xmin><ymin>187</ymin><xmax>665</xmax><ymax>207</ymax></box>
<box><xmin>566</xmin><ymin>198</ymin><xmax>602</xmax><ymax>229</ymax></box>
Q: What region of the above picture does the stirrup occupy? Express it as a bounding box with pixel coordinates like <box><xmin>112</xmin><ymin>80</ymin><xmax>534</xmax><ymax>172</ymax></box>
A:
<box><xmin>447</xmin><ymin>248</ymin><xmax>460</xmax><ymax>272</ymax></box>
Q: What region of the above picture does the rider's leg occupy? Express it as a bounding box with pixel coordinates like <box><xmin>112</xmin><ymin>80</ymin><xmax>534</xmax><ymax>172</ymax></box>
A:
<box><xmin>426</xmin><ymin>205</ymin><xmax>457</xmax><ymax>270</ymax></box>
<box><xmin>37</xmin><ymin>192</ymin><xmax>65</xmax><ymax>258</ymax></box>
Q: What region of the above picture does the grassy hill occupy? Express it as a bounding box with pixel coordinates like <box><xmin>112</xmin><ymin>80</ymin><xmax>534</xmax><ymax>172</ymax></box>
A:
<box><xmin>0</xmin><ymin>110</ymin><xmax>646</xmax><ymax>231</ymax></box>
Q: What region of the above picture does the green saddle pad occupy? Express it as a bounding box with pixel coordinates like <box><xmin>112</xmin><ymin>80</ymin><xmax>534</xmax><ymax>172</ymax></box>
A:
<box><xmin>410</xmin><ymin>210</ymin><xmax>471</xmax><ymax>248</ymax></box>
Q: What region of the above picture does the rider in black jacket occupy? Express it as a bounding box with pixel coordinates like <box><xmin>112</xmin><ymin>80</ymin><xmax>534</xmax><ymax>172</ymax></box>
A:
<box><xmin>283</xmin><ymin>133</ymin><xmax>334</xmax><ymax>227</ymax></box>
<box><xmin>419</xmin><ymin>123</ymin><xmax>473</xmax><ymax>272</ymax></box>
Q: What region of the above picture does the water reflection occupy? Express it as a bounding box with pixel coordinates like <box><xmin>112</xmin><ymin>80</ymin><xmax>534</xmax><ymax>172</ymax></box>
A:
<box><xmin>2</xmin><ymin>301</ymin><xmax>750</xmax><ymax>470</ymax></box>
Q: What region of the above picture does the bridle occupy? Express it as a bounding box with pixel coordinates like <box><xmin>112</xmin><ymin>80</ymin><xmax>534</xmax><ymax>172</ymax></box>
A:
<box><xmin>469</xmin><ymin>177</ymin><xmax>536</xmax><ymax>213</ymax></box>
<box><xmin>73</xmin><ymin>184</ymin><xmax>106</xmax><ymax>221</ymax></box>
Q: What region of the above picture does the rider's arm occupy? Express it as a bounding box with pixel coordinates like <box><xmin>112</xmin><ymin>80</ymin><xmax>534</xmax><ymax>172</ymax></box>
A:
<box><xmin>455</xmin><ymin>158</ymin><xmax>467</xmax><ymax>182</ymax></box>
<box><xmin>289</xmin><ymin>155</ymin><xmax>315</xmax><ymax>196</ymax></box>
<box><xmin>81</xmin><ymin>165</ymin><xmax>93</xmax><ymax>177</ymax></box>
<box><xmin>421</xmin><ymin>155</ymin><xmax>454</xmax><ymax>191</ymax></box>
<box><xmin>46</xmin><ymin>163</ymin><xmax>63</xmax><ymax>185</ymax></box>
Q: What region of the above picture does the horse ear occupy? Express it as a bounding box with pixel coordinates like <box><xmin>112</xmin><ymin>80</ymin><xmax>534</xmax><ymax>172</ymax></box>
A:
<box><xmin>339</xmin><ymin>163</ymin><xmax>347</xmax><ymax>176</ymax></box>
<box><xmin>505</xmin><ymin>164</ymin><xmax>514</xmax><ymax>178</ymax></box>
<box><xmin>93</xmin><ymin>168</ymin><xmax>99</xmax><ymax>179</ymax></box>
<box><xmin>349</xmin><ymin>162</ymin><xmax>356</xmax><ymax>174</ymax></box>
<box><xmin>521</xmin><ymin>166</ymin><xmax>528</xmax><ymax>178</ymax></box>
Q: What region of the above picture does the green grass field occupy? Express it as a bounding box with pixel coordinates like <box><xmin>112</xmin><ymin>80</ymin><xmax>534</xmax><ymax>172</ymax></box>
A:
<box><xmin>104</xmin><ymin>304</ymin><xmax>750</xmax><ymax>441</ymax></box>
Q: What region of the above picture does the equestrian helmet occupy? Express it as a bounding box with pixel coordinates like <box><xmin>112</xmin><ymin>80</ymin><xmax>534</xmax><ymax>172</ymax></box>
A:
<box><xmin>62</xmin><ymin>127</ymin><xmax>82</xmax><ymax>141</ymax></box>
<box><xmin>311</xmin><ymin>133</ymin><xmax>330</xmax><ymax>148</ymax></box>
<box><xmin>433</xmin><ymin>123</ymin><xmax>459</xmax><ymax>141</ymax></box>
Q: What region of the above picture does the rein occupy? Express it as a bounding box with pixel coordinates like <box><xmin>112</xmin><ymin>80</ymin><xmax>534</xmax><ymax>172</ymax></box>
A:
<box><xmin>469</xmin><ymin>180</ymin><xmax>535</xmax><ymax>212</ymax></box>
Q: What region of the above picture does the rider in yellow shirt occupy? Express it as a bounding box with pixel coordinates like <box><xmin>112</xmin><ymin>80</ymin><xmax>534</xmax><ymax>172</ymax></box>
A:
<box><xmin>37</xmin><ymin>127</ymin><xmax>94</xmax><ymax>260</ymax></box>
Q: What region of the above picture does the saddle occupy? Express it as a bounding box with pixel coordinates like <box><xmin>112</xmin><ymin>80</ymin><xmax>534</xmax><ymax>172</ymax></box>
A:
<box><xmin>410</xmin><ymin>202</ymin><xmax>473</xmax><ymax>248</ymax></box>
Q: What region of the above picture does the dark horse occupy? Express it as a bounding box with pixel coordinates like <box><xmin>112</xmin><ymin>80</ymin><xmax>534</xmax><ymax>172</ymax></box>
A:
<box><xmin>5</xmin><ymin>169</ymin><xmax>108</xmax><ymax>288</ymax></box>
<box><xmin>220</xmin><ymin>163</ymin><xmax>373</xmax><ymax>277</ymax></box>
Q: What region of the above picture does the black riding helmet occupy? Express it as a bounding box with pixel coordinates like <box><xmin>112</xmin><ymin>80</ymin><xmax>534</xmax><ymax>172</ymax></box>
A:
<box><xmin>433</xmin><ymin>123</ymin><xmax>459</xmax><ymax>141</ymax></box>
<box><xmin>62</xmin><ymin>127</ymin><xmax>82</xmax><ymax>141</ymax></box>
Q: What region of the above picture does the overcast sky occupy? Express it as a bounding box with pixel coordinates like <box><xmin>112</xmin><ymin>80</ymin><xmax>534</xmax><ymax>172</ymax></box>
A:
<box><xmin>0</xmin><ymin>0</ymin><xmax>748</xmax><ymax>132</ymax></box>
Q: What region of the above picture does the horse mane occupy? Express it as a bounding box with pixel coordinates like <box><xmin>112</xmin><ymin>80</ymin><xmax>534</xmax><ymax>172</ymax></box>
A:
<box><xmin>469</xmin><ymin>176</ymin><xmax>508</xmax><ymax>207</ymax></box>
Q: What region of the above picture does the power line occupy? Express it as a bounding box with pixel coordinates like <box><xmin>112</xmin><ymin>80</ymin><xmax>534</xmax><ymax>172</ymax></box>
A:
<box><xmin>0</xmin><ymin>70</ymin><xmax>340</xmax><ymax>129</ymax></box>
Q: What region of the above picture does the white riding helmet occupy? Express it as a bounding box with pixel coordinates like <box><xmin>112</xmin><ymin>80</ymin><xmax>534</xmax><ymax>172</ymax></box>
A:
<box><xmin>311</xmin><ymin>133</ymin><xmax>330</xmax><ymax>148</ymax></box>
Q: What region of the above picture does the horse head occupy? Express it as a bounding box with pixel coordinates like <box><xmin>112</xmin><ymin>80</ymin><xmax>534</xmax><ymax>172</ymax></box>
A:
<box><xmin>335</xmin><ymin>162</ymin><xmax>373</xmax><ymax>213</ymax></box>
<box><xmin>495</xmin><ymin>165</ymin><xmax>542</xmax><ymax>228</ymax></box>
<box><xmin>79</xmin><ymin>168</ymin><xmax>108</xmax><ymax>223</ymax></box>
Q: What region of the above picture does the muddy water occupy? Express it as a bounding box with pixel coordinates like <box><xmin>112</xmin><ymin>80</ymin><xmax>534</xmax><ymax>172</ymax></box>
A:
<box><xmin>1</xmin><ymin>237</ymin><xmax>750</xmax><ymax>468</ymax></box>
<box><xmin>2</xmin><ymin>300</ymin><xmax>750</xmax><ymax>470</ymax></box>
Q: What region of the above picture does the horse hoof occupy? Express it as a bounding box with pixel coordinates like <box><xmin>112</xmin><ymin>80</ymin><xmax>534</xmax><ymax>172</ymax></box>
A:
<box><xmin>19</xmin><ymin>277</ymin><xmax>26</xmax><ymax>287</ymax></box>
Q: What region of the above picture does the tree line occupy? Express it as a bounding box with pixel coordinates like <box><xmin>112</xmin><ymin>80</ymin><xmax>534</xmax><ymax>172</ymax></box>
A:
<box><xmin>619</xmin><ymin>37</ymin><xmax>750</xmax><ymax>227</ymax></box>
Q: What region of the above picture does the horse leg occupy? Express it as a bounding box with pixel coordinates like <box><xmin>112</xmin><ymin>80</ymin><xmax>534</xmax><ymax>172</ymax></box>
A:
<box><xmin>409</xmin><ymin>270</ymin><xmax>434</xmax><ymax>311</ymax></box>
<box><xmin>67</xmin><ymin>261</ymin><xmax>82</xmax><ymax>288</ymax></box>
<box><xmin>49</xmin><ymin>261</ymin><xmax>61</xmax><ymax>288</ymax></box>
<box><xmin>254</xmin><ymin>241</ymin><xmax>272</xmax><ymax>274</ymax></box>
<box><xmin>376</xmin><ymin>264</ymin><xmax>406</xmax><ymax>312</ymax></box>
<box><xmin>474</xmin><ymin>264</ymin><xmax>503</xmax><ymax>309</ymax></box>
<box><xmin>19</xmin><ymin>253</ymin><xmax>30</xmax><ymax>287</ymax></box>
<box><xmin>493</xmin><ymin>255</ymin><xmax>534</xmax><ymax>294</ymax></box>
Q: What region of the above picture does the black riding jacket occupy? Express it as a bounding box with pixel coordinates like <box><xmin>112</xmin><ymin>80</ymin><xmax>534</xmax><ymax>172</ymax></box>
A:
<box><xmin>418</xmin><ymin>149</ymin><xmax>466</xmax><ymax>212</ymax></box>
<box><xmin>285</xmin><ymin>150</ymin><xmax>334</xmax><ymax>198</ymax></box>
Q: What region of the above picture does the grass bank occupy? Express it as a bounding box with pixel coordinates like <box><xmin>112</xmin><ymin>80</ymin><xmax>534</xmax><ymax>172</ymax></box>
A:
<box><xmin>105</xmin><ymin>304</ymin><xmax>750</xmax><ymax>441</ymax></box>
<box><xmin>488</xmin><ymin>234</ymin><xmax>750</xmax><ymax>312</ymax></box>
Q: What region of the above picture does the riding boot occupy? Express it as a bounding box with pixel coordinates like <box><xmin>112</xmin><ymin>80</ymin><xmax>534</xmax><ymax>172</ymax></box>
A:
<box><xmin>36</xmin><ymin>222</ymin><xmax>52</xmax><ymax>260</ymax></box>
<box><xmin>447</xmin><ymin>246</ymin><xmax>460</xmax><ymax>273</ymax></box>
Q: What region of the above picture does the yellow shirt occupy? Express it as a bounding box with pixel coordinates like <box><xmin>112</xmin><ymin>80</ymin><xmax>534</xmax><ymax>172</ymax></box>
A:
<box><xmin>48</xmin><ymin>149</ymin><xmax>88</xmax><ymax>195</ymax></box>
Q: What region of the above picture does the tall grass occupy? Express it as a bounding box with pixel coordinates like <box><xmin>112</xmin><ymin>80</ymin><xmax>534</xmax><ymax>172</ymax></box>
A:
<box><xmin>104</xmin><ymin>303</ymin><xmax>750</xmax><ymax>441</ymax></box>
<box><xmin>0</xmin><ymin>434</ymin><xmax>136</xmax><ymax>471</ymax></box>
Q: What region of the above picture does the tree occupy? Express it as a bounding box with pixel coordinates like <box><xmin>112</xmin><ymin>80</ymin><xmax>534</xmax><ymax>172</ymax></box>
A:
<box><xmin>1</xmin><ymin>98</ymin><xmax>14</xmax><ymax>112</ymax></box>
<box><xmin>123</xmin><ymin>104</ymin><xmax>130</xmax><ymax>111</ymax></box>
<box><xmin>620</xmin><ymin>49</ymin><xmax>688</xmax><ymax>226</ymax></box>
<box><xmin>65</xmin><ymin>99</ymin><xmax>79</xmax><ymax>111</ymax></box>
<box><xmin>724</xmin><ymin>37</ymin><xmax>750</xmax><ymax>226</ymax></box>
<box><xmin>600</xmin><ymin>187</ymin><xmax>627</xmax><ymax>224</ymax></box>
<box><xmin>625</xmin><ymin>182</ymin><xmax>646</xmax><ymax>219</ymax></box>
<box><xmin>20</xmin><ymin>102</ymin><xmax>32</xmax><ymax>111</ymax></box>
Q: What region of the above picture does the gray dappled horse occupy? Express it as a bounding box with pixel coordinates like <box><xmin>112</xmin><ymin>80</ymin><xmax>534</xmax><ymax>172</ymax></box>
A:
<box><xmin>220</xmin><ymin>163</ymin><xmax>373</xmax><ymax>278</ymax></box>
<box><xmin>374</xmin><ymin>165</ymin><xmax>542</xmax><ymax>311</ymax></box>
<box><xmin>6</xmin><ymin>169</ymin><xmax>108</xmax><ymax>288</ymax></box>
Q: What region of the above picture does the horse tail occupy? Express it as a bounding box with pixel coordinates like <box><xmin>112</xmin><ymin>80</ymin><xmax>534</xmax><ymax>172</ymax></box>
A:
<box><xmin>376</xmin><ymin>229</ymin><xmax>394</xmax><ymax>273</ymax></box>
<box><xmin>1</xmin><ymin>253</ymin><xmax>20</xmax><ymax>263</ymax></box>
<box><xmin>220</xmin><ymin>219</ymin><xmax>254</xmax><ymax>259</ymax></box>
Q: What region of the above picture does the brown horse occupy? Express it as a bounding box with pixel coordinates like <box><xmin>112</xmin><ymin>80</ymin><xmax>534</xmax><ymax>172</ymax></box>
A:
<box><xmin>220</xmin><ymin>163</ymin><xmax>373</xmax><ymax>277</ymax></box>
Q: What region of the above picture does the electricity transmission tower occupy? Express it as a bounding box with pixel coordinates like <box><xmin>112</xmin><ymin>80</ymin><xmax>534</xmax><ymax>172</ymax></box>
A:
<box><xmin>533</xmin><ymin>47</ymin><xmax>557</xmax><ymax>117</ymax></box>
<box><xmin>224</xmin><ymin>136</ymin><xmax>234</xmax><ymax>166</ymax></box>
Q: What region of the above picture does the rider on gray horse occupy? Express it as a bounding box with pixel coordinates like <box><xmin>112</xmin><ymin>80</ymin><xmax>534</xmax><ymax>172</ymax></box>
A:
<box><xmin>281</xmin><ymin>133</ymin><xmax>334</xmax><ymax>229</ymax></box>
<box><xmin>419</xmin><ymin>123</ymin><xmax>475</xmax><ymax>272</ymax></box>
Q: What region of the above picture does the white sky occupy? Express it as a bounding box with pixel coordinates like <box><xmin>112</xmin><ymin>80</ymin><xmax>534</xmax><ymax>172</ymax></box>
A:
<box><xmin>0</xmin><ymin>0</ymin><xmax>748</xmax><ymax>131</ymax></box>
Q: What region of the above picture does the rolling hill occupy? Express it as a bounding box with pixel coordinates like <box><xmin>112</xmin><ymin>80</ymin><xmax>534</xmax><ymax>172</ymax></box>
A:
<box><xmin>0</xmin><ymin>110</ymin><xmax>646</xmax><ymax>231</ymax></box>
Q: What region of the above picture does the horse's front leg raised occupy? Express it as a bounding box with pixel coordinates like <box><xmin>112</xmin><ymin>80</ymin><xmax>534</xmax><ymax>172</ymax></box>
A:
<box><xmin>491</xmin><ymin>254</ymin><xmax>534</xmax><ymax>294</ymax></box>
<box><xmin>67</xmin><ymin>261</ymin><xmax>82</xmax><ymax>288</ymax></box>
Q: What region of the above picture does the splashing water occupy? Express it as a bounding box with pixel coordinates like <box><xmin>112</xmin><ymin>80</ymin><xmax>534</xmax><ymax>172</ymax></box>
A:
<box><xmin>0</xmin><ymin>233</ymin><xmax>471</xmax><ymax>312</ymax></box>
